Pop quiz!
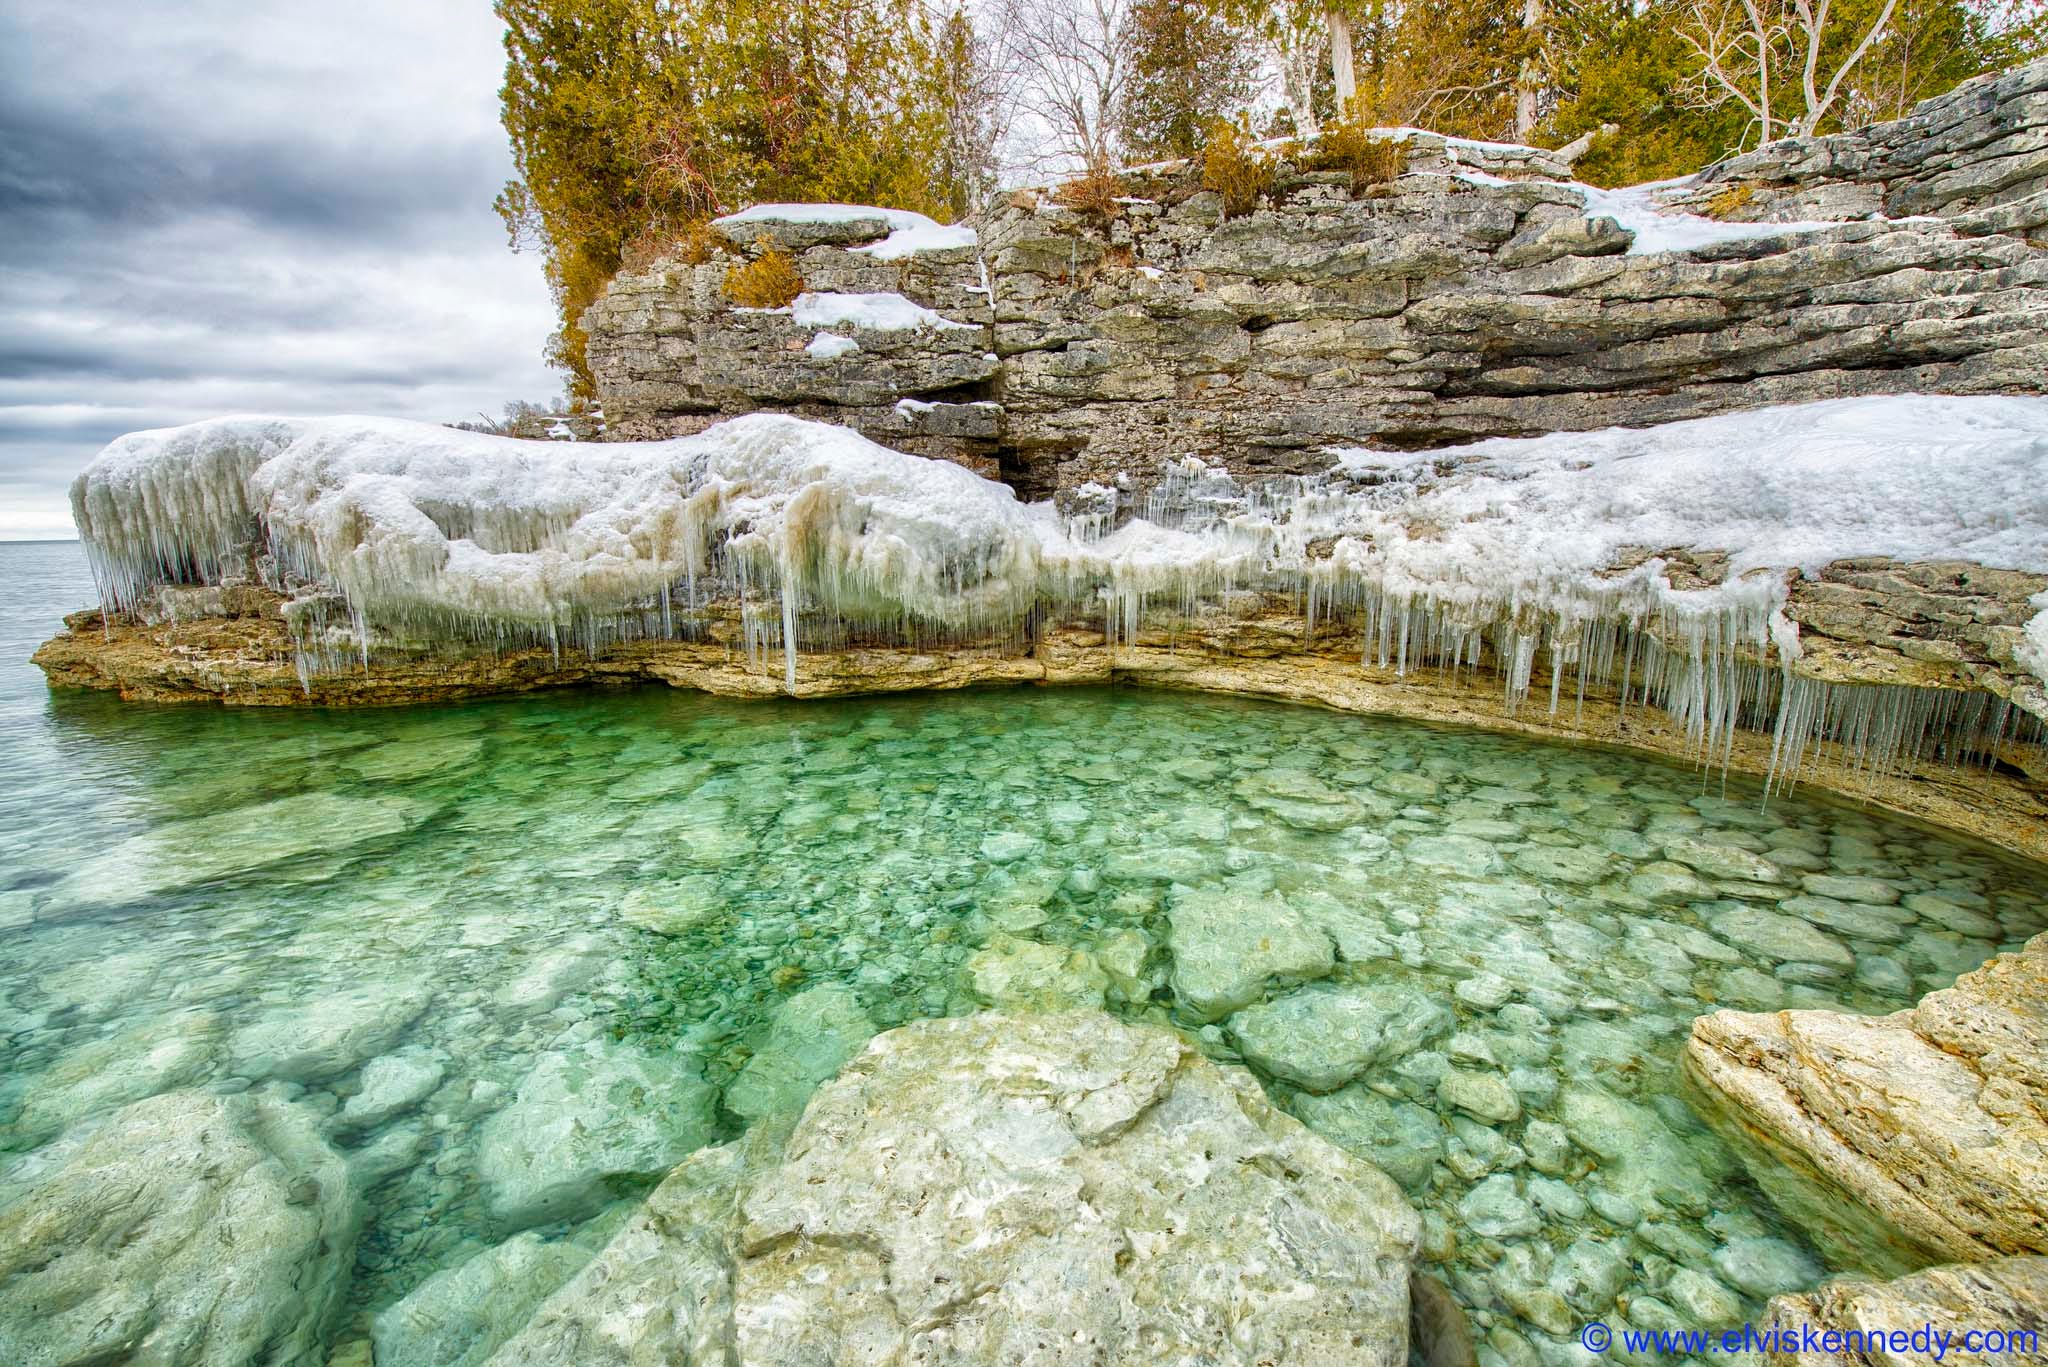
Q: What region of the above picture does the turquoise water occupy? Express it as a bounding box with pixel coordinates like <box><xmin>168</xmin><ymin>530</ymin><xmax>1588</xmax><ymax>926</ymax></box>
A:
<box><xmin>2</xmin><ymin>539</ymin><xmax>2043</xmax><ymax>1363</ymax></box>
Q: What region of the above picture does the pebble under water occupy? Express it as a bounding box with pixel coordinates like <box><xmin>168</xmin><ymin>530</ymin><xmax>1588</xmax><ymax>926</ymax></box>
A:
<box><xmin>2</xmin><ymin>540</ymin><xmax>2045</xmax><ymax>1365</ymax></box>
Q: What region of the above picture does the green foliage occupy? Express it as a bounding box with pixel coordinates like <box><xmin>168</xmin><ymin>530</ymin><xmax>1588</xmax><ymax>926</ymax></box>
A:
<box><xmin>1543</xmin><ymin>0</ymin><xmax>2044</xmax><ymax>185</ymax></box>
<box><xmin>496</xmin><ymin>0</ymin><xmax>972</xmax><ymax>394</ymax></box>
<box><xmin>1542</xmin><ymin>0</ymin><xmax>1750</xmax><ymax>185</ymax></box>
<box><xmin>1120</xmin><ymin>0</ymin><xmax>1262</xmax><ymax>161</ymax></box>
<box><xmin>1343</xmin><ymin>0</ymin><xmax>1535</xmax><ymax>139</ymax></box>
<box><xmin>1201</xmin><ymin>119</ymin><xmax>1276</xmax><ymax>217</ymax></box>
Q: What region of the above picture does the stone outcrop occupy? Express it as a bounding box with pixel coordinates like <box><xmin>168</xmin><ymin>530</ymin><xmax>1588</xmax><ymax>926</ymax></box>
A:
<box><xmin>0</xmin><ymin>1089</ymin><xmax>361</xmax><ymax>1367</ymax></box>
<box><xmin>485</xmin><ymin>1010</ymin><xmax>1422</xmax><ymax>1365</ymax></box>
<box><xmin>1671</xmin><ymin>60</ymin><xmax>2048</xmax><ymax>231</ymax></box>
<box><xmin>1683</xmin><ymin>931</ymin><xmax>2048</xmax><ymax>1273</ymax></box>
<box><xmin>586</xmin><ymin>59</ymin><xmax>2048</xmax><ymax>497</ymax></box>
<box><xmin>1760</xmin><ymin>1256</ymin><xmax>2048</xmax><ymax>1367</ymax></box>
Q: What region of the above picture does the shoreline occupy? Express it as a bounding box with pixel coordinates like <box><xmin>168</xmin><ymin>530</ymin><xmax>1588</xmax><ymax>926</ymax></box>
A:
<box><xmin>34</xmin><ymin>607</ymin><xmax>2048</xmax><ymax>865</ymax></box>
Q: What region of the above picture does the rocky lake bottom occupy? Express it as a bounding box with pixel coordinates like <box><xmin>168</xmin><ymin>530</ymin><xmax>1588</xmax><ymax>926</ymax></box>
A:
<box><xmin>2</xmin><ymin>540</ymin><xmax>2045</xmax><ymax>1366</ymax></box>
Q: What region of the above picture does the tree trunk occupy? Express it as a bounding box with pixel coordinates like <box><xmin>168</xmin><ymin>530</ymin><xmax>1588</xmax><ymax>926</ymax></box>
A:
<box><xmin>1278</xmin><ymin>27</ymin><xmax>1324</xmax><ymax>138</ymax></box>
<box><xmin>1328</xmin><ymin>7</ymin><xmax>1356</xmax><ymax>114</ymax></box>
<box><xmin>1515</xmin><ymin>0</ymin><xmax>1543</xmax><ymax>139</ymax></box>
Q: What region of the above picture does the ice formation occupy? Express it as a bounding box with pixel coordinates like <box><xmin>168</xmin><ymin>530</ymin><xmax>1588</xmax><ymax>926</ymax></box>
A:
<box><xmin>69</xmin><ymin>395</ymin><xmax>2048</xmax><ymax>778</ymax></box>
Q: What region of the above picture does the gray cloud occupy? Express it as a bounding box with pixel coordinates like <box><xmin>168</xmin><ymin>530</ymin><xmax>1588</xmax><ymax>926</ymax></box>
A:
<box><xmin>0</xmin><ymin>0</ymin><xmax>561</xmax><ymax>539</ymax></box>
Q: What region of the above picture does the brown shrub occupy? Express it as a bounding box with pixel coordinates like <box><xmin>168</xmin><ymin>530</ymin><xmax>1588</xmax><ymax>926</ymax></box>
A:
<box><xmin>723</xmin><ymin>236</ymin><xmax>804</xmax><ymax>308</ymax></box>
<box><xmin>1052</xmin><ymin>164</ymin><xmax>1127</xmax><ymax>221</ymax></box>
<box><xmin>620</xmin><ymin>218</ymin><xmax>727</xmax><ymax>274</ymax></box>
<box><xmin>1304</xmin><ymin>117</ymin><xmax>1407</xmax><ymax>193</ymax></box>
<box><xmin>1700</xmin><ymin>183</ymin><xmax>1757</xmax><ymax>220</ymax></box>
<box><xmin>1201</xmin><ymin>120</ymin><xmax>1274</xmax><ymax>219</ymax></box>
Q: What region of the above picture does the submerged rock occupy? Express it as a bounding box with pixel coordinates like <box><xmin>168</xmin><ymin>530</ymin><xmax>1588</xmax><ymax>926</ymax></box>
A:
<box><xmin>1709</xmin><ymin>905</ymin><xmax>1855</xmax><ymax>970</ymax></box>
<box><xmin>1291</xmin><ymin>1084</ymin><xmax>1449</xmax><ymax>1193</ymax></box>
<box><xmin>1230</xmin><ymin>978</ymin><xmax>1452</xmax><ymax>1092</ymax></box>
<box><xmin>338</xmin><ymin>1047</ymin><xmax>446</xmax><ymax>1129</ymax></box>
<box><xmin>486</xmin><ymin>1143</ymin><xmax>747</xmax><ymax>1366</ymax></box>
<box><xmin>479</xmin><ymin>1041</ymin><xmax>720</xmax><ymax>1229</ymax></box>
<box><xmin>723</xmin><ymin>983</ymin><xmax>877</xmax><ymax>1122</ymax></box>
<box><xmin>373</xmin><ymin>1231</ymin><xmax>593</xmax><ymax>1367</ymax></box>
<box><xmin>228</xmin><ymin>978</ymin><xmax>433</xmax><ymax>1083</ymax></box>
<box><xmin>42</xmin><ymin>790</ymin><xmax>438</xmax><ymax>912</ymax></box>
<box><xmin>0</xmin><ymin>1089</ymin><xmax>359</xmax><ymax>1367</ymax></box>
<box><xmin>1167</xmin><ymin>884</ymin><xmax>1333</xmax><ymax>1023</ymax></box>
<box><xmin>1234</xmin><ymin>769</ymin><xmax>1372</xmax><ymax>831</ymax></box>
<box><xmin>6</xmin><ymin>1007</ymin><xmax>221</xmax><ymax>1144</ymax></box>
<box><xmin>487</xmin><ymin>1010</ymin><xmax>1421</xmax><ymax>1366</ymax></box>
<box><xmin>965</xmin><ymin>933</ymin><xmax>1109</xmax><ymax>1010</ymax></box>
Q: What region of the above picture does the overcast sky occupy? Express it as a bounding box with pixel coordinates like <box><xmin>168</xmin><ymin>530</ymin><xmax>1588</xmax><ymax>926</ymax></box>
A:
<box><xmin>0</xmin><ymin>0</ymin><xmax>560</xmax><ymax>539</ymax></box>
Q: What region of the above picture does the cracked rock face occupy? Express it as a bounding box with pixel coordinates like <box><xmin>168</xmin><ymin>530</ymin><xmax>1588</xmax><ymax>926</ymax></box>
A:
<box><xmin>1682</xmin><ymin>930</ymin><xmax>2048</xmax><ymax>1273</ymax></box>
<box><xmin>486</xmin><ymin>1010</ymin><xmax>1421</xmax><ymax>1366</ymax></box>
<box><xmin>587</xmin><ymin>59</ymin><xmax>2048</xmax><ymax>501</ymax></box>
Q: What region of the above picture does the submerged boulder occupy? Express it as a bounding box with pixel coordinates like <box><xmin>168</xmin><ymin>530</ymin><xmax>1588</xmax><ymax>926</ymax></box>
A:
<box><xmin>1230</xmin><ymin>977</ymin><xmax>1453</xmax><ymax>1092</ymax></box>
<box><xmin>373</xmin><ymin>1231</ymin><xmax>594</xmax><ymax>1367</ymax></box>
<box><xmin>228</xmin><ymin>978</ymin><xmax>433</xmax><ymax>1083</ymax></box>
<box><xmin>1167</xmin><ymin>884</ymin><xmax>1334</xmax><ymax>1022</ymax></box>
<box><xmin>722</xmin><ymin>982</ymin><xmax>877</xmax><ymax>1122</ymax></box>
<box><xmin>486</xmin><ymin>1010</ymin><xmax>1421</xmax><ymax>1365</ymax></box>
<box><xmin>0</xmin><ymin>1089</ymin><xmax>360</xmax><ymax>1367</ymax></box>
<box><xmin>479</xmin><ymin>1041</ymin><xmax>721</xmax><ymax>1229</ymax></box>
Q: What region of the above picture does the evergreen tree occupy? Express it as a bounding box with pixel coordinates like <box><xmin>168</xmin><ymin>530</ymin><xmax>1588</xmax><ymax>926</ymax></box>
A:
<box><xmin>496</xmin><ymin>0</ymin><xmax>973</xmax><ymax>395</ymax></box>
<box><xmin>1119</xmin><ymin>0</ymin><xmax>1261</xmax><ymax>160</ymax></box>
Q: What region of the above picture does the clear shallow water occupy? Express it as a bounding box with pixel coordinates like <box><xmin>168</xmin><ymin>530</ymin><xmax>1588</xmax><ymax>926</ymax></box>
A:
<box><xmin>2</xmin><ymin>539</ymin><xmax>2044</xmax><ymax>1362</ymax></box>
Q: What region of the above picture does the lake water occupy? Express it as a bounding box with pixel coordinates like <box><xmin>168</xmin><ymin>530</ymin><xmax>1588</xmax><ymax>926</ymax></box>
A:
<box><xmin>2</xmin><ymin>538</ymin><xmax>2041</xmax><ymax>1364</ymax></box>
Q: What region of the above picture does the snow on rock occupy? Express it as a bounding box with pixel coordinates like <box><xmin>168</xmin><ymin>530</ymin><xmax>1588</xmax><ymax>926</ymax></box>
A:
<box><xmin>2020</xmin><ymin>591</ymin><xmax>2048</xmax><ymax>683</ymax></box>
<box><xmin>65</xmin><ymin>395</ymin><xmax>2048</xmax><ymax>764</ymax></box>
<box><xmin>790</xmin><ymin>290</ymin><xmax>976</xmax><ymax>332</ymax></box>
<box><xmin>713</xmin><ymin>203</ymin><xmax>978</xmax><ymax>259</ymax></box>
<box><xmin>1573</xmin><ymin>179</ymin><xmax>1838</xmax><ymax>256</ymax></box>
<box><xmin>1321</xmin><ymin>394</ymin><xmax>2048</xmax><ymax>588</ymax></box>
<box><xmin>805</xmin><ymin>332</ymin><xmax>860</xmax><ymax>359</ymax></box>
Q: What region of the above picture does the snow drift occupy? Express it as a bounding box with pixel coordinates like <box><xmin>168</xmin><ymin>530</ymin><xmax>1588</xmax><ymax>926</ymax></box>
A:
<box><xmin>68</xmin><ymin>395</ymin><xmax>2048</xmax><ymax>778</ymax></box>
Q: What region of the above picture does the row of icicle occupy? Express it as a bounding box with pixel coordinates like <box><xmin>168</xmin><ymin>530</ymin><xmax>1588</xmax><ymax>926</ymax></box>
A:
<box><xmin>87</xmin><ymin>456</ymin><xmax>2044</xmax><ymax>798</ymax></box>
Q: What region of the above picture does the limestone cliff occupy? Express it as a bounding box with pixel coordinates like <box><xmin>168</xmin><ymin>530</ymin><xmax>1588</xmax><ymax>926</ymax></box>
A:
<box><xmin>585</xmin><ymin>59</ymin><xmax>2048</xmax><ymax>498</ymax></box>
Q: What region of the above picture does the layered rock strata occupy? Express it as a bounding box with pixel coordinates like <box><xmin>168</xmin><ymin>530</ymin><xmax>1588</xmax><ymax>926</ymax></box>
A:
<box><xmin>1671</xmin><ymin>59</ymin><xmax>2048</xmax><ymax>230</ymax></box>
<box><xmin>484</xmin><ymin>1010</ymin><xmax>1421</xmax><ymax>1365</ymax></box>
<box><xmin>586</xmin><ymin>59</ymin><xmax>2048</xmax><ymax>497</ymax></box>
<box><xmin>1684</xmin><ymin>931</ymin><xmax>2048</xmax><ymax>1272</ymax></box>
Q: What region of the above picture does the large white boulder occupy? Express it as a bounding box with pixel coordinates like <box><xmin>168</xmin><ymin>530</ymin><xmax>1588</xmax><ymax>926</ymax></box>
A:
<box><xmin>486</xmin><ymin>1010</ymin><xmax>1420</xmax><ymax>1365</ymax></box>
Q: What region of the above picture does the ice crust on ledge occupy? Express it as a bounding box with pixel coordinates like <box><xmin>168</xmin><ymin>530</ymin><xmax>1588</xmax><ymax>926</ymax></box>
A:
<box><xmin>68</xmin><ymin>395</ymin><xmax>2048</xmax><ymax>771</ymax></box>
<box><xmin>790</xmin><ymin>291</ymin><xmax>977</xmax><ymax>332</ymax></box>
<box><xmin>712</xmin><ymin>203</ymin><xmax>978</xmax><ymax>259</ymax></box>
